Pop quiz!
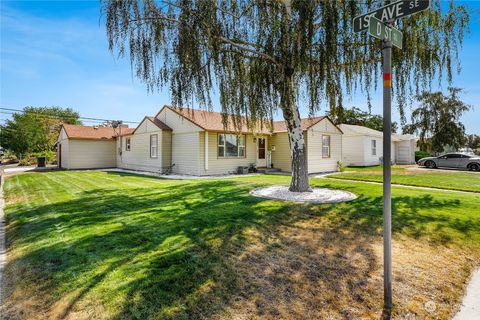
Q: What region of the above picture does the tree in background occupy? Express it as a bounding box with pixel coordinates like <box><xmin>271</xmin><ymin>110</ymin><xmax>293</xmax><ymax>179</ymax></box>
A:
<box><xmin>404</xmin><ymin>88</ymin><xmax>471</xmax><ymax>152</ymax></box>
<box><xmin>0</xmin><ymin>107</ymin><xmax>80</xmax><ymax>157</ymax></box>
<box><xmin>102</xmin><ymin>0</ymin><xmax>469</xmax><ymax>191</ymax></box>
<box><xmin>466</xmin><ymin>134</ymin><xmax>480</xmax><ymax>154</ymax></box>
<box><xmin>328</xmin><ymin>106</ymin><xmax>398</xmax><ymax>133</ymax></box>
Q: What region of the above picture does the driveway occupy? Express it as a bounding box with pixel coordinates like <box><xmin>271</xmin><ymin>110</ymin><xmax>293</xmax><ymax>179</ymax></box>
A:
<box><xmin>407</xmin><ymin>166</ymin><xmax>478</xmax><ymax>174</ymax></box>
<box><xmin>0</xmin><ymin>164</ymin><xmax>57</xmax><ymax>176</ymax></box>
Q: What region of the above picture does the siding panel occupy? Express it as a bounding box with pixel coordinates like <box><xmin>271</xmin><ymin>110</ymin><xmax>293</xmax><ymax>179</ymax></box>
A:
<box><xmin>68</xmin><ymin>140</ymin><xmax>116</xmax><ymax>169</ymax></box>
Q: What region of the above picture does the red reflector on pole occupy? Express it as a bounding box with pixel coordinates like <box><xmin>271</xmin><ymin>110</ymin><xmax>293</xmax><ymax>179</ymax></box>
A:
<box><xmin>384</xmin><ymin>73</ymin><xmax>392</xmax><ymax>87</ymax></box>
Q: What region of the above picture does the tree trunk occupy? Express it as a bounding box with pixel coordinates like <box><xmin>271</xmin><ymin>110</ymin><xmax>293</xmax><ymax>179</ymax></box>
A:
<box><xmin>281</xmin><ymin>75</ymin><xmax>311</xmax><ymax>192</ymax></box>
<box><xmin>280</xmin><ymin>0</ymin><xmax>310</xmax><ymax>192</ymax></box>
<box><xmin>286</xmin><ymin>111</ymin><xmax>311</xmax><ymax>192</ymax></box>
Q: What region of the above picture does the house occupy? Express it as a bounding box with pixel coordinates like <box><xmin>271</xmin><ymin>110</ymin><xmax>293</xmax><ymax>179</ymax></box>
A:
<box><xmin>57</xmin><ymin>124</ymin><xmax>134</xmax><ymax>169</ymax></box>
<box><xmin>338</xmin><ymin>124</ymin><xmax>416</xmax><ymax>166</ymax></box>
<box><xmin>57</xmin><ymin>105</ymin><xmax>344</xmax><ymax>175</ymax></box>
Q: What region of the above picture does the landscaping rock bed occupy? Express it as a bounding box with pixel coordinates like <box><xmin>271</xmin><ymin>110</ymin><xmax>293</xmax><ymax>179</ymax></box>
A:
<box><xmin>250</xmin><ymin>185</ymin><xmax>357</xmax><ymax>203</ymax></box>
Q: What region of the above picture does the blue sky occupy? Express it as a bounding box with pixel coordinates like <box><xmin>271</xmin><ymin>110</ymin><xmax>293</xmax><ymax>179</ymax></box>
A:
<box><xmin>1</xmin><ymin>0</ymin><xmax>479</xmax><ymax>133</ymax></box>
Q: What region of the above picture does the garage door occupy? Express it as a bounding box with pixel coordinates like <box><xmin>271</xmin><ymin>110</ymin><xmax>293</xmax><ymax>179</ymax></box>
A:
<box><xmin>397</xmin><ymin>146</ymin><xmax>411</xmax><ymax>164</ymax></box>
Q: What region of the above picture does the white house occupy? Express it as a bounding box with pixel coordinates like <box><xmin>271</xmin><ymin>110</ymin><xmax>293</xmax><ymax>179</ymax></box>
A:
<box><xmin>58</xmin><ymin>105</ymin><xmax>344</xmax><ymax>174</ymax></box>
<box><xmin>339</xmin><ymin>124</ymin><xmax>416</xmax><ymax>166</ymax></box>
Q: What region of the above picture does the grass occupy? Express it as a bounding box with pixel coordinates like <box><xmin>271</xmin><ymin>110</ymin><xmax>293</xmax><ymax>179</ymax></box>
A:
<box><xmin>1</xmin><ymin>171</ymin><xmax>480</xmax><ymax>319</ymax></box>
<box><xmin>333</xmin><ymin>165</ymin><xmax>480</xmax><ymax>193</ymax></box>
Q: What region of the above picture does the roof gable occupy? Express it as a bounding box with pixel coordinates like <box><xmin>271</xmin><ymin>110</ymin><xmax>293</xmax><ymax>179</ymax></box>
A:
<box><xmin>128</xmin><ymin>116</ymin><xmax>172</xmax><ymax>136</ymax></box>
<box><xmin>157</xmin><ymin>105</ymin><xmax>272</xmax><ymax>134</ymax></box>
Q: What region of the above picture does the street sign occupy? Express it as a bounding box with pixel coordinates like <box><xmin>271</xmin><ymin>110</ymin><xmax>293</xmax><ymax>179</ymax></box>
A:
<box><xmin>368</xmin><ymin>16</ymin><xmax>403</xmax><ymax>49</ymax></box>
<box><xmin>353</xmin><ymin>0</ymin><xmax>430</xmax><ymax>32</ymax></box>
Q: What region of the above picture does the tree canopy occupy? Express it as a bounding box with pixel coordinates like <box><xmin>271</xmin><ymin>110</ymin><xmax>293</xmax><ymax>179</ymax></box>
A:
<box><xmin>403</xmin><ymin>87</ymin><xmax>471</xmax><ymax>152</ymax></box>
<box><xmin>328</xmin><ymin>106</ymin><xmax>398</xmax><ymax>133</ymax></box>
<box><xmin>102</xmin><ymin>0</ymin><xmax>470</xmax><ymax>191</ymax></box>
<box><xmin>0</xmin><ymin>107</ymin><xmax>81</xmax><ymax>156</ymax></box>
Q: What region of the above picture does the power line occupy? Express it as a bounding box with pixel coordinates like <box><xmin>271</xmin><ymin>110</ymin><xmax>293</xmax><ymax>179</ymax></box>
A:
<box><xmin>0</xmin><ymin>107</ymin><xmax>139</xmax><ymax>124</ymax></box>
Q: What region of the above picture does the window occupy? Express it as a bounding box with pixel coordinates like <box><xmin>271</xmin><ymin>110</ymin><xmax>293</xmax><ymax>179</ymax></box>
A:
<box><xmin>322</xmin><ymin>135</ymin><xmax>330</xmax><ymax>158</ymax></box>
<box><xmin>446</xmin><ymin>154</ymin><xmax>462</xmax><ymax>158</ymax></box>
<box><xmin>150</xmin><ymin>134</ymin><xmax>158</xmax><ymax>158</ymax></box>
<box><xmin>218</xmin><ymin>134</ymin><xmax>245</xmax><ymax>158</ymax></box>
<box><xmin>371</xmin><ymin>140</ymin><xmax>377</xmax><ymax>156</ymax></box>
<box><xmin>125</xmin><ymin>137</ymin><xmax>131</xmax><ymax>151</ymax></box>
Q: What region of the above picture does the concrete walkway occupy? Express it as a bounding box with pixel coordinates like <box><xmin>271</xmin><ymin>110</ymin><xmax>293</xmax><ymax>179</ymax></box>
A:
<box><xmin>453</xmin><ymin>269</ymin><xmax>480</xmax><ymax>320</ymax></box>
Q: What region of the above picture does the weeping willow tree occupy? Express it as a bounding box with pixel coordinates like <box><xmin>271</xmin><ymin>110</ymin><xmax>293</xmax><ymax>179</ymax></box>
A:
<box><xmin>102</xmin><ymin>0</ymin><xmax>469</xmax><ymax>192</ymax></box>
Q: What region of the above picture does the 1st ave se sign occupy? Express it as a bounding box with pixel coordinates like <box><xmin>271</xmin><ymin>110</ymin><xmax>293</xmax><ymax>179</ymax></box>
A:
<box><xmin>353</xmin><ymin>0</ymin><xmax>430</xmax><ymax>32</ymax></box>
<box><xmin>369</xmin><ymin>16</ymin><xmax>403</xmax><ymax>49</ymax></box>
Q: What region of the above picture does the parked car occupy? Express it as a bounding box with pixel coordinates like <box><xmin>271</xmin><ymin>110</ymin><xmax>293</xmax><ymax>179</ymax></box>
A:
<box><xmin>417</xmin><ymin>153</ymin><xmax>480</xmax><ymax>171</ymax></box>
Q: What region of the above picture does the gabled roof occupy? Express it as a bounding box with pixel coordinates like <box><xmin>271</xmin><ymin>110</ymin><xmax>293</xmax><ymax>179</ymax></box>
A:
<box><xmin>147</xmin><ymin>116</ymin><xmax>172</xmax><ymax>130</ymax></box>
<box><xmin>61</xmin><ymin>124</ymin><xmax>134</xmax><ymax>140</ymax></box>
<box><xmin>338</xmin><ymin>124</ymin><xmax>384</xmax><ymax>138</ymax></box>
<box><xmin>158</xmin><ymin>105</ymin><xmax>341</xmax><ymax>134</ymax></box>
<box><xmin>158</xmin><ymin>105</ymin><xmax>272</xmax><ymax>134</ymax></box>
<box><xmin>272</xmin><ymin>116</ymin><xmax>342</xmax><ymax>132</ymax></box>
<box><xmin>123</xmin><ymin>116</ymin><xmax>172</xmax><ymax>136</ymax></box>
<box><xmin>339</xmin><ymin>124</ymin><xmax>417</xmax><ymax>141</ymax></box>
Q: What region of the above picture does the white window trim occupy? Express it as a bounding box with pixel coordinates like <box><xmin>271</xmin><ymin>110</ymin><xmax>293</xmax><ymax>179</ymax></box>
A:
<box><xmin>322</xmin><ymin>135</ymin><xmax>331</xmax><ymax>158</ymax></box>
<box><xmin>217</xmin><ymin>133</ymin><xmax>246</xmax><ymax>158</ymax></box>
<box><xmin>125</xmin><ymin>137</ymin><xmax>131</xmax><ymax>151</ymax></box>
<box><xmin>150</xmin><ymin>134</ymin><xmax>158</xmax><ymax>158</ymax></box>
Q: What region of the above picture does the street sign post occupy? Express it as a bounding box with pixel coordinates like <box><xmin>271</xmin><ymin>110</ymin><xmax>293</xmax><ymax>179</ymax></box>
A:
<box><xmin>353</xmin><ymin>1</ymin><xmax>431</xmax><ymax>318</ymax></box>
<box><xmin>353</xmin><ymin>0</ymin><xmax>431</xmax><ymax>32</ymax></box>
<box><xmin>369</xmin><ymin>16</ymin><xmax>403</xmax><ymax>49</ymax></box>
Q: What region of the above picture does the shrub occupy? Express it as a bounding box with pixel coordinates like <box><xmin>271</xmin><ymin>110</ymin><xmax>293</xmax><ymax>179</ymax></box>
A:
<box><xmin>1</xmin><ymin>150</ymin><xmax>19</xmax><ymax>164</ymax></box>
<box><xmin>17</xmin><ymin>151</ymin><xmax>57</xmax><ymax>166</ymax></box>
<box><xmin>337</xmin><ymin>161</ymin><xmax>346</xmax><ymax>172</ymax></box>
<box><xmin>415</xmin><ymin>151</ymin><xmax>432</xmax><ymax>162</ymax></box>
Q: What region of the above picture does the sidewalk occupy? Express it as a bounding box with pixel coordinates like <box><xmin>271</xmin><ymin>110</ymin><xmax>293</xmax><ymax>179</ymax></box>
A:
<box><xmin>0</xmin><ymin>171</ymin><xmax>6</xmax><ymax>304</ymax></box>
<box><xmin>453</xmin><ymin>269</ymin><xmax>480</xmax><ymax>320</ymax></box>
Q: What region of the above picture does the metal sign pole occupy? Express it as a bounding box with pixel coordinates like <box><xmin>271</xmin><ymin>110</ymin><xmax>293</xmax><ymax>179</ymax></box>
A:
<box><xmin>382</xmin><ymin>22</ymin><xmax>393</xmax><ymax>319</ymax></box>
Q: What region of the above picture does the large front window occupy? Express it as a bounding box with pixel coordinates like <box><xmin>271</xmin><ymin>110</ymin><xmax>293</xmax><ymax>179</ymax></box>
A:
<box><xmin>218</xmin><ymin>134</ymin><xmax>245</xmax><ymax>158</ymax></box>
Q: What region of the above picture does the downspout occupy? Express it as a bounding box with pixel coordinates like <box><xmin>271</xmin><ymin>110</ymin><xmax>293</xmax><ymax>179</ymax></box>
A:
<box><xmin>205</xmin><ymin>131</ymin><xmax>209</xmax><ymax>172</ymax></box>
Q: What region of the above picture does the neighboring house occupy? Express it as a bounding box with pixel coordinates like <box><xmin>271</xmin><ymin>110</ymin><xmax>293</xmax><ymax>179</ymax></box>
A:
<box><xmin>58</xmin><ymin>105</ymin><xmax>344</xmax><ymax>175</ymax></box>
<box><xmin>339</xmin><ymin>124</ymin><xmax>416</xmax><ymax>166</ymax></box>
<box><xmin>57</xmin><ymin>124</ymin><xmax>134</xmax><ymax>169</ymax></box>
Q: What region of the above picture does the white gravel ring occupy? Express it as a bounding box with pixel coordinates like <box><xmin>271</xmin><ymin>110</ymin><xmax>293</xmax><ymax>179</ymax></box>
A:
<box><xmin>250</xmin><ymin>185</ymin><xmax>357</xmax><ymax>203</ymax></box>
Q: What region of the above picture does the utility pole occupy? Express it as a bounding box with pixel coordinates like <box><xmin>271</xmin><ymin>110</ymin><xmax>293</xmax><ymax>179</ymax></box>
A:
<box><xmin>382</xmin><ymin>21</ymin><xmax>393</xmax><ymax>318</ymax></box>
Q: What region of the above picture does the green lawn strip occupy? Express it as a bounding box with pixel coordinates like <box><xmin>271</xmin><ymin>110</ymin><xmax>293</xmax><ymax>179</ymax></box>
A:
<box><xmin>344</xmin><ymin>165</ymin><xmax>409</xmax><ymax>172</ymax></box>
<box><xmin>2</xmin><ymin>171</ymin><xmax>480</xmax><ymax>319</ymax></box>
<box><xmin>332</xmin><ymin>171</ymin><xmax>480</xmax><ymax>193</ymax></box>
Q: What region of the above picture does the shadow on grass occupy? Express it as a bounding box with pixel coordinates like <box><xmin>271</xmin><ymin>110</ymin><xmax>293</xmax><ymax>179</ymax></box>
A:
<box><xmin>3</xmin><ymin>177</ymin><xmax>477</xmax><ymax>319</ymax></box>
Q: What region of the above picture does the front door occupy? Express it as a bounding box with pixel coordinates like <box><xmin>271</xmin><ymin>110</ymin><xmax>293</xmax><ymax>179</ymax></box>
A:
<box><xmin>257</xmin><ymin>138</ymin><xmax>266</xmax><ymax>167</ymax></box>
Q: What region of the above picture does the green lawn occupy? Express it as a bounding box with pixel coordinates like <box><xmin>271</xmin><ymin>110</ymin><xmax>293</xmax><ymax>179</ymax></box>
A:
<box><xmin>2</xmin><ymin>171</ymin><xmax>479</xmax><ymax>319</ymax></box>
<box><xmin>332</xmin><ymin>165</ymin><xmax>480</xmax><ymax>193</ymax></box>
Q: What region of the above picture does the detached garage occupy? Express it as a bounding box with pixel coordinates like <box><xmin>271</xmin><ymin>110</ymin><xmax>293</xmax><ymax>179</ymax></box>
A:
<box><xmin>339</xmin><ymin>124</ymin><xmax>417</xmax><ymax>166</ymax></box>
<box><xmin>57</xmin><ymin>124</ymin><xmax>133</xmax><ymax>170</ymax></box>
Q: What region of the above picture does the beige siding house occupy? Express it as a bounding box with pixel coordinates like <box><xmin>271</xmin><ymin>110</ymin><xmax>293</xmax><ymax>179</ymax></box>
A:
<box><xmin>271</xmin><ymin>116</ymin><xmax>343</xmax><ymax>173</ymax></box>
<box><xmin>58</xmin><ymin>105</ymin><xmax>344</xmax><ymax>175</ymax></box>
<box><xmin>116</xmin><ymin>116</ymin><xmax>172</xmax><ymax>173</ymax></box>
<box><xmin>57</xmin><ymin>124</ymin><xmax>133</xmax><ymax>170</ymax></box>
